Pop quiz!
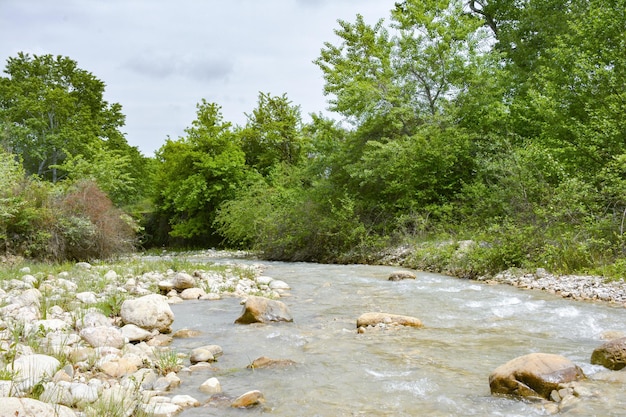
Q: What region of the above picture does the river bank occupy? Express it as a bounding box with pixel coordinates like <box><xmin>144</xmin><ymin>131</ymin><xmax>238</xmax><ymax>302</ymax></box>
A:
<box><xmin>370</xmin><ymin>243</ymin><xmax>626</xmax><ymax>306</ymax></box>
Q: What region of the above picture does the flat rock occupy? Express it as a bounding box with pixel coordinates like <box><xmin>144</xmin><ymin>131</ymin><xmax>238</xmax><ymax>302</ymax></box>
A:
<box><xmin>356</xmin><ymin>312</ymin><xmax>423</xmax><ymax>329</ymax></box>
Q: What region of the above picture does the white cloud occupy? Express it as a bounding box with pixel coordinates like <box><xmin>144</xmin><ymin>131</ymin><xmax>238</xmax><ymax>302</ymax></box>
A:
<box><xmin>0</xmin><ymin>0</ymin><xmax>395</xmax><ymax>156</ymax></box>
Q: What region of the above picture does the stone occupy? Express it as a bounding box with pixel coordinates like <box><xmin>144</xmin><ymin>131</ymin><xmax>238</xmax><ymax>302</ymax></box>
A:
<box><xmin>0</xmin><ymin>397</ymin><xmax>77</xmax><ymax>417</ymax></box>
<box><xmin>180</xmin><ymin>287</ymin><xmax>206</xmax><ymax>300</ymax></box>
<box><xmin>356</xmin><ymin>312</ymin><xmax>423</xmax><ymax>329</ymax></box>
<box><xmin>120</xmin><ymin>294</ymin><xmax>174</xmax><ymax>333</ymax></box>
<box><xmin>120</xmin><ymin>324</ymin><xmax>153</xmax><ymax>342</ymax></box>
<box><xmin>231</xmin><ymin>390</ymin><xmax>265</xmax><ymax>408</ymax></box>
<box><xmin>171</xmin><ymin>394</ymin><xmax>200</xmax><ymax>408</ymax></box>
<box><xmin>199</xmin><ymin>377</ymin><xmax>221</xmax><ymax>394</ymax></box>
<box><xmin>172</xmin><ymin>328</ymin><xmax>201</xmax><ymax>338</ymax></box>
<box><xmin>10</xmin><ymin>354</ymin><xmax>61</xmax><ymax>392</ymax></box>
<box><xmin>235</xmin><ymin>295</ymin><xmax>293</xmax><ymax>324</ymax></box>
<box><xmin>79</xmin><ymin>326</ymin><xmax>125</xmax><ymax>349</ymax></box>
<box><xmin>590</xmin><ymin>337</ymin><xmax>626</xmax><ymax>370</ymax></box>
<box><xmin>99</xmin><ymin>357</ymin><xmax>138</xmax><ymax>377</ymax></box>
<box><xmin>489</xmin><ymin>353</ymin><xmax>585</xmax><ymax>400</ymax></box>
<box><xmin>190</xmin><ymin>348</ymin><xmax>215</xmax><ymax>364</ymax></box>
<box><xmin>247</xmin><ymin>356</ymin><xmax>296</xmax><ymax>369</ymax></box>
<box><xmin>172</xmin><ymin>272</ymin><xmax>196</xmax><ymax>291</ymax></box>
<box><xmin>269</xmin><ymin>280</ymin><xmax>290</xmax><ymax>290</ymax></box>
<box><xmin>141</xmin><ymin>402</ymin><xmax>182</xmax><ymax>417</ymax></box>
<box><xmin>76</xmin><ymin>311</ymin><xmax>111</xmax><ymax>330</ymax></box>
<box><xmin>76</xmin><ymin>291</ymin><xmax>98</xmax><ymax>304</ymax></box>
<box><xmin>388</xmin><ymin>270</ymin><xmax>417</xmax><ymax>281</ymax></box>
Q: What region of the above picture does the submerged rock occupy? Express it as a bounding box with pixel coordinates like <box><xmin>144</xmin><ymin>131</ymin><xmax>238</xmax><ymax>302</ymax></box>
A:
<box><xmin>388</xmin><ymin>270</ymin><xmax>417</xmax><ymax>281</ymax></box>
<box><xmin>489</xmin><ymin>353</ymin><xmax>585</xmax><ymax>400</ymax></box>
<box><xmin>356</xmin><ymin>312</ymin><xmax>423</xmax><ymax>329</ymax></box>
<box><xmin>247</xmin><ymin>356</ymin><xmax>296</xmax><ymax>369</ymax></box>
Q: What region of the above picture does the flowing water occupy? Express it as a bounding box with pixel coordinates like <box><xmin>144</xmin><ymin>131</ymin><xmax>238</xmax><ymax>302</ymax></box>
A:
<box><xmin>168</xmin><ymin>258</ymin><xmax>626</xmax><ymax>416</ymax></box>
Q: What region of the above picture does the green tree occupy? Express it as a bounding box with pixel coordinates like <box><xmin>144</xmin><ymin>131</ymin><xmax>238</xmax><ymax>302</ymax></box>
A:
<box><xmin>0</xmin><ymin>53</ymin><xmax>130</xmax><ymax>182</ymax></box>
<box><xmin>153</xmin><ymin>100</ymin><xmax>250</xmax><ymax>245</ymax></box>
<box><xmin>239</xmin><ymin>92</ymin><xmax>306</xmax><ymax>176</ymax></box>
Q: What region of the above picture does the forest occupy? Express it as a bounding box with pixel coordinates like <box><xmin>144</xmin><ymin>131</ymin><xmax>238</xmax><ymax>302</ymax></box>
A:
<box><xmin>1</xmin><ymin>0</ymin><xmax>626</xmax><ymax>280</ymax></box>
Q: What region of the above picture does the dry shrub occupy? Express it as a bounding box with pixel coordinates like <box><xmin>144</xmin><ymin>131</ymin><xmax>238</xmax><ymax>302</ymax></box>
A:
<box><xmin>52</xmin><ymin>180</ymin><xmax>136</xmax><ymax>260</ymax></box>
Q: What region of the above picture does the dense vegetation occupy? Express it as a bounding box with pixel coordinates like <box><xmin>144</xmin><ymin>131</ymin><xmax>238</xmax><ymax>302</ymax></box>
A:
<box><xmin>2</xmin><ymin>0</ymin><xmax>626</xmax><ymax>279</ymax></box>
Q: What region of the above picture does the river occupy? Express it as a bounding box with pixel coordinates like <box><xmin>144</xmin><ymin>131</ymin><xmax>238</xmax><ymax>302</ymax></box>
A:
<box><xmin>167</xmin><ymin>257</ymin><xmax>626</xmax><ymax>416</ymax></box>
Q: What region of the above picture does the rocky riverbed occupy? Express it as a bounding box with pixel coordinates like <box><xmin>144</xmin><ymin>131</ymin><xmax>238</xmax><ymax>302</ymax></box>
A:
<box><xmin>1</xmin><ymin>248</ymin><xmax>626</xmax><ymax>417</ymax></box>
<box><xmin>0</xmin><ymin>250</ymin><xmax>286</xmax><ymax>417</ymax></box>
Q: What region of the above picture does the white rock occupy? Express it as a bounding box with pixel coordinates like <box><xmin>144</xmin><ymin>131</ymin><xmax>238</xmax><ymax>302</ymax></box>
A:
<box><xmin>11</xmin><ymin>354</ymin><xmax>61</xmax><ymax>392</ymax></box>
<box><xmin>180</xmin><ymin>287</ymin><xmax>206</xmax><ymax>300</ymax></box>
<box><xmin>76</xmin><ymin>311</ymin><xmax>111</xmax><ymax>330</ymax></box>
<box><xmin>0</xmin><ymin>397</ymin><xmax>77</xmax><ymax>417</ymax></box>
<box><xmin>199</xmin><ymin>377</ymin><xmax>221</xmax><ymax>394</ymax></box>
<box><xmin>141</xmin><ymin>402</ymin><xmax>182</xmax><ymax>417</ymax></box>
<box><xmin>120</xmin><ymin>324</ymin><xmax>153</xmax><ymax>342</ymax></box>
<box><xmin>120</xmin><ymin>294</ymin><xmax>174</xmax><ymax>332</ymax></box>
<box><xmin>76</xmin><ymin>292</ymin><xmax>98</xmax><ymax>304</ymax></box>
<box><xmin>104</xmin><ymin>270</ymin><xmax>118</xmax><ymax>280</ymax></box>
<box><xmin>171</xmin><ymin>394</ymin><xmax>200</xmax><ymax>408</ymax></box>
<box><xmin>269</xmin><ymin>280</ymin><xmax>290</xmax><ymax>290</ymax></box>
<box><xmin>80</xmin><ymin>326</ymin><xmax>125</xmax><ymax>349</ymax></box>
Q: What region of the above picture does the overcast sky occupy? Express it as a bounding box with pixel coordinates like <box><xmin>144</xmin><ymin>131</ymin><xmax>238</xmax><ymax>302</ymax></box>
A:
<box><xmin>0</xmin><ymin>0</ymin><xmax>396</xmax><ymax>156</ymax></box>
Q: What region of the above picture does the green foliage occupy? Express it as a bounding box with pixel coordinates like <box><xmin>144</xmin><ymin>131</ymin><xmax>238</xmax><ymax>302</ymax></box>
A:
<box><xmin>153</xmin><ymin>100</ymin><xmax>251</xmax><ymax>246</ymax></box>
<box><xmin>240</xmin><ymin>92</ymin><xmax>307</xmax><ymax>175</ymax></box>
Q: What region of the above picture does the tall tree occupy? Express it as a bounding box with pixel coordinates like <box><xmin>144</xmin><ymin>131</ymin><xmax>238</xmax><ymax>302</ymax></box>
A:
<box><xmin>153</xmin><ymin>100</ymin><xmax>250</xmax><ymax>244</ymax></box>
<box><xmin>239</xmin><ymin>92</ymin><xmax>306</xmax><ymax>176</ymax></box>
<box><xmin>0</xmin><ymin>53</ymin><xmax>127</xmax><ymax>182</ymax></box>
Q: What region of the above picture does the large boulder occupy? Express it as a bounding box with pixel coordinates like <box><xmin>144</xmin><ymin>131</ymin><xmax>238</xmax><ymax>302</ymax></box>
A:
<box><xmin>120</xmin><ymin>294</ymin><xmax>174</xmax><ymax>333</ymax></box>
<box><xmin>234</xmin><ymin>296</ymin><xmax>293</xmax><ymax>324</ymax></box>
<box><xmin>489</xmin><ymin>353</ymin><xmax>585</xmax><ymax>400</ymax></box>
<box><xmin>356</xmin><ymin>312</ymin><xmax>423</xmax><ymax>329</ymax></box>
<box><xmin>590</xmin><ymin>337</ymin><xmax>626</xmax><ymax>370</ymax></box>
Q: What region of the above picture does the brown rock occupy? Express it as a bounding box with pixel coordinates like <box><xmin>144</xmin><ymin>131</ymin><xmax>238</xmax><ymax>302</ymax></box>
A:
<box><xmin>234</xmin><ymin>296</ymin><xmax>293</xmax><ymax>324</ymax></box>
<box><xmin>489</xmin><ymin>353</ymin><xmax>585</xmax><ymax>400</ymax></box>
<box><xmin>356</xmin><ymin>312</ymin><xmax>423</xmax><ymax>329</ymax></box>
<box><xmin>388</xmin><ymin>271</ymin><xmax>416</xmax><ymax>281</ymax></box>
<box><xmin>231</xmin><ymin>390</ymin><xmax>265</xmax><ymax>408</ymax></box>
<box><xmin>247</xmin><ymin>356</ymin><xmax>296</xmax><ymax>369</ymax></box>
<box><xmin>591</xmin><ymin>337</ymin><xmax>626</xmax><ymax>370</ymax></box>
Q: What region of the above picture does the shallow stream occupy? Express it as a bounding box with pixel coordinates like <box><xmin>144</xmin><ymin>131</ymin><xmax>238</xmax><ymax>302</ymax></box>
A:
<box><xmin>168</xmin><ymin>258</ymin><xmax>626</xmax><ymax>416</ymax></box>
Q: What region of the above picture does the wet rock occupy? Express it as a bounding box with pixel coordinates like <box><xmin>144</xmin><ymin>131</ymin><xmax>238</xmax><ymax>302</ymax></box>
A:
<box><xmin>231</xmin><ymin>390</ymin><xmax>265</xmax><ymax>408</ymax></box>
<box><xmin>247</xmin><ymin>356</ymin><xmax>296</xmax><ymax>369</ymax></box>
<box><xmin>356</xmin><ymin>312</ymin><xmax>423</xmax><ymax>329</ymax></box>
<box><xmin>120</xmin><ymin>294</ymin><xmax>174</xmax><ymax>333</ymax></box>
<box><xmin>200</xmin><ymin>377</ymin><xmax>222</xmax><ymax>394</ymax></box>
<box><xmin>489</xmin><ymin>353</ymin><xmax>585</xmax><ymax>400</ymax></box>
<box><xmin>388</xmin><ymin>270</ymin><xmax>417</xmax><ymax>281</ymax></box>
<box><xmin>591</xmin><ymin>337</ymin><xmax>626</xmax><ymax>370</ymax></box>
<box><xmin>190</xmin><ymin>344</ymin><xmax>222</xmax><ymax>364</ymax></box>
<box><xmin>235</xmin><ymin>295</ymin><xmax>293</xmax><ymax>324</ymax></box>
<box><xmin>172</xmin><ymin>328</ymin><xmax>201</xmax><ymax>338</ymax></box>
